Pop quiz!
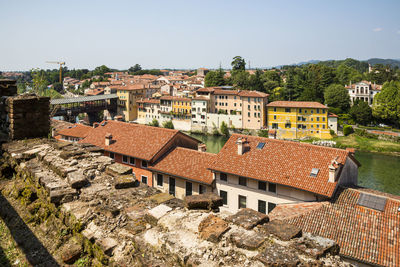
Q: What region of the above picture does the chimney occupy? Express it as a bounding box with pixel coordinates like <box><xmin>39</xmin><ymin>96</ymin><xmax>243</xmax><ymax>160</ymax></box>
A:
<box><xmin>93</xmin><ymin>122</ymin><xmax>100</xmax><ymax>128</ymax></box>
<box><xmin>328</xmin><ymin>157</ymin><xmax>340</xmax><ymax>183</ymax></box>
<box><xmin>51</xmin><ymin>128</ymin><xmax>57</xmax><ymax>138</ymax></box>
<box><xmin>198</xmin><ymin>143</ymin><xmax>207</xmax><ymax>152</ymax></box>
<box><xmin>236</xmin><ymin>137</ymin><xmax>244</xmax><ymax>155</ymax></box>
<box><xmin>105</xmin><ymin>133</ymin><xmax>112</xmax><ymax>146</ymax></box>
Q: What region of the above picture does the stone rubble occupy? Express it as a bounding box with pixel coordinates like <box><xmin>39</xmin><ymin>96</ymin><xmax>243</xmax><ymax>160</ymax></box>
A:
<box><xmin>0</xmin><ymin>139</ymin><xmax>353</xmax><ymax>266</ymax></box>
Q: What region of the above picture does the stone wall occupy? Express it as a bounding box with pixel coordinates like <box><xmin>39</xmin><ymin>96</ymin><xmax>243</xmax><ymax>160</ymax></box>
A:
<box><xmin>5</xmin><ymin>94</ymin><xmax>50</xmax><ymax>140</ymax></box>
<box><xmin>0</xmin><ymin>79</ymin><xmax>17</xmax><ymax>141</ymax></box>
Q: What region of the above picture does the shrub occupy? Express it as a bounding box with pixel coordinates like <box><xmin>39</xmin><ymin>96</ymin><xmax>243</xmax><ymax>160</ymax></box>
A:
<box><xmin>258</xmin><ymin>129</ymin><xmax>269</xmax><ymax>138</ymax></box>
<box><xmin>220</xmin><ymin>121</ymin><xmax>229</xmax><ymax>137</ymax></box>
<box><xmin>162</xmin><ymin>120</ymin><xmax>174</xmax><ymax>129</ymax></box>
<box><xmin>148</xmin><ymin>119</ymin><xmax>159</xmax><ymax>127</ymax></box>
<box><xmin>329</xmin><ymin>129</ymin><xmax>336</xmax><ymax>136</ymax></box>
<box><xmin>343</xmin><ymin>125</ymin><xmax>354</xmax><ymax>136</ymax></box>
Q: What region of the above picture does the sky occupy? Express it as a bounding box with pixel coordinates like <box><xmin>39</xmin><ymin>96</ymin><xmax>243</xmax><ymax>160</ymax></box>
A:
<box><xmin>1</xmin><ymin>0</ymin><xmax>400</xmax><ymax>71</ymax></box>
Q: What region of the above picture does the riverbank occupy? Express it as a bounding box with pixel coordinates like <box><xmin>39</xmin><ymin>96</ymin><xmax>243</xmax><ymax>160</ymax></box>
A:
<box><xmin>333</xmin><ymin>134</ymin><xmax>400</xmax><ymax>155</ymax></box>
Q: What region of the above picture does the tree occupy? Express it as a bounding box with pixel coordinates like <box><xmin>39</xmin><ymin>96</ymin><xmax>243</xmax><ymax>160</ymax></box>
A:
<box><xmin>220</xmin><ymin>121</ymin><xmax>229</xmax><ymax>137</ymax></box>
<box><xmin>231</xmin><ymin>70</ymin><xmax>250</xmax><ymax>89</ymax></box>
<box><xmin>372</xmin><ymin>81</ymin><xmax>400</xmax><ymax>126</ymax></box>
<box><xmin>343</xmin><ymin>125</ymin><xmax>354</xmax><ymax>136</ymax></box>
<box><xmin>324</xmin><ymin>84</ymin><xmax>351</xmax><ymax>114</ymax></box>
<box><xmin>31</xmin><ymin>68</ymin><xmax>48</xmax><ymax>95</ymax></box>
<box><xmin>53</xmin><ymin>82</ymin><xmax>63</xmax><ymax>93</ymax></box>
<box><xmin>93</xmin><ymin>65</ymin><xmax>110</xmax><ymax>76</ymax></box>
<box><xmin>149</xmin><ymin>118</ymin><xmax>159</xmax><ymax>127</ymax></box>
<box><xmin>350</xmin><ymin>100</ymin><xmax>373</xmax><ymax>125</ymax></box>
<box><xmin>248</xmin><ymin>69</ymin><xmax>264</xmax><ymax>91</ymax></box>
<box><xmin>231</xmin><ymin>56</ymin><xmax>246</xmax><ymax>71</ymax></box>
<box><xmin>162</xmin><ymin>120</ymin><xmax>174</xmax><ymax>129</ymax></box>
<box><xmin>129</xmin><ymin>64</ymin><xmax>142</xmax><ymax>73</ymax></box>
<box><xmin>204</xmin><ymin>69</ymin><xmax>226</xmax><ymax>87</ymax></box>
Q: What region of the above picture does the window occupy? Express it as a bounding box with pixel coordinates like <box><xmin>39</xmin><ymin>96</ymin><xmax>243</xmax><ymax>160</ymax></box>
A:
<box><xmin>322</xmin><ymin>109</ymin><xmax>326</xmax><ymax>114</ymax></box>
<box><xmin>186</xmin><ymin>181</ymin><xmax>192</xmax><ymax>196</ymax></box>
<box><xmin>311</xmin><ymin>110</ymin><xmax>314</xmax><ymax>114</ymax></box>
<box><xmin>141</xmin><ymin>175</ymin><xmax>148</xmax><ymax>185</ymax></box>
<box><xmin>199</xmin><ymin>184</ymin><xmax>206</xmax><ymax>194</ymax></box>
<box><xmin>298</xmin><ymin>116</ymin><xmax>302</xmax><ymax>121</ymax></box>
<box><xmin>248</xmin><ymin>105</ymin><xmax>250</xmax><ymax>110</ymax></box>
<box><xmin>254</xmin><ymin>112</ymin><xmax>257</xmax><ymax>117</ymax></box>
<box><xmin>122</xmin><ymin>155</ymin><xmax>128</xmax><ymax>163</ymax></box>
<box><xmin>141</xmin><ymin>161</ymin><xmax>148</xmax><ymax>168</ymax></box>
<box><xmin>310</xmin><ymin>168</ymin><xmax>319</xmax><ymax>177</ymax></box>
<box><xmin>220</xmin><ymin>173</ymin><xmax>227</xmax><ymax>181</ymax></box>
<box><xmin>268</xmin><ymin>202</ymin><xmax>276</xmax><ymax>213</ymax></box>
<box><xmin>285</xmin><ymin>108</ymin><xmax>291</xmax><ymax>113</ymax></box>
<box><xmin>258</xmin><ymin>200</ymin><xmax>266</xmax><ymax>214</ymax></box>
<box><xmin>157</xmin><ymin>174</ymin><xmax>163</xmax><ymax>187</ymax></box>
<box><xmin>239</xmin><ymin>176</ymin><xmax>247</xmax><ymax>186</ymax></box>
<box><xmin>169</xmin><ymin>177</ymin><xmax>175</xmax><ymax>196</ymax></box>
<box><xmin>323</xmin><ymin>117</ymin><xmax>325</xmax><ymax>122</ymax></box>
<box><xmin>238</xmin><ymin>195</ymin><xmax>247</xmax><ymax>209</ymax></box>
<box><xmin>317</xmin><ymin>117</ymin><xmax>320</xmax><ymax>121</ymax></box>
<box><xmin>268</xmin><ymin>182</ymin><xmax>276</xmax><ymax>193</ymax></box>
<box><xmin>248</xmin><ymin>112</ymin><xmax>250</xmax><ymax>117</ymax></box>
<box><xmin>272</xmin><ymin>123</ymin><xmax>278</xmax><ymax>129</ymax></box>
<box><xmin>258</xmin><ymin>181</ymin><xmax>267</xmax><ymax>191</ymax></box>
<box><xmin>274</xmin><ymin>115</ymin><xmax>277</xmax><ymax>120</ymax></box>
<box><xmin>109</xmin><ymin>152</ymin><xmax>115</xmax><ymax>159</ymax></box>
<box><xmin>220</xmin><ymin>190</ymin><xmax>227</xmax><ymax>205</ymax></box>
<box><xmin>273</xmin><ymin>107</ymin><xmax>277</xmax><ymax>112</ymax></box>
<box><xmin>317</xmin><ymin>108</ymin><xmax>320</xmax><ymax>114</ymax></box>
<box><xmin>323</xmin><ymin>125</ymin><xmax>325</xmax><ymax>129</ymax></box>
<box><xmin>285</xmin><ymin>122</ymin><xmax>291</xmax><ymax>128</ymax></box>
<box><xmin>299</xmin><ymin>108</ymin><xmax>302</xmax><ymax>113</ymax></box>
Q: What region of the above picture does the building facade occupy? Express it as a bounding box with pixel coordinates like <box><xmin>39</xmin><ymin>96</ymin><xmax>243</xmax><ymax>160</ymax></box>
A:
<box><xmin>267</xmin><ymin>101</ymin><xmax>331</xmax><ymax>139</ymax></box>
<box><xmin>345</xmin><ymin>81</ymin><xmax>382</xmax><ymax>105</ymax></box>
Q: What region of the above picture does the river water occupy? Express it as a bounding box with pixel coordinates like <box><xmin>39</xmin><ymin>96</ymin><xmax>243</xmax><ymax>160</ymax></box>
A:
<box><xmin>188</xmin><ymin>133</ymin><xmax>400</xmax><ymax>196</ymax></box>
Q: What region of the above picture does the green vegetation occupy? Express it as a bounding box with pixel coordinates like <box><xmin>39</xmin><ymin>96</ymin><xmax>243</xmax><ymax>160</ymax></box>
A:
<box><xmin>334</xmin><ymin>134</ymin><xmax>400</xmax><ymax>153</ymax></box>
<box><xmin>220</xmin><ymin>121</ymin><xmax>229</xmax><ymax>137</ymax></box>
<box><xmin>148</xmin><ymin>119</ymin><xmax>159</xmax><ymax>127</ymax></box>
<box><xmin>258</xmin><ymin>129</ymin><xmax>269</xmax><ymax>138</ymax></box>
<box><xmin>343</xmin><ymin>125</ymin><xmax>354</xmax><ymax>136</ymax></box>
<box><xmin>350</xmin><ymin>100</ymin><xmax>372</xmax><ymax>125</ymax></box>
<box><xmin>372</xmin><ymin>81</ymin><xmax>400</xmax><ymax>127</ymax></box>
<box><xmin>162</xmin><ymin>120</ymin><xmax>174</xmax><ymax>129</ymax></box>
<box><xmin>324</xmin><ymin>84</ymin><xmax>350</xmax><ymax>114</ymax></box>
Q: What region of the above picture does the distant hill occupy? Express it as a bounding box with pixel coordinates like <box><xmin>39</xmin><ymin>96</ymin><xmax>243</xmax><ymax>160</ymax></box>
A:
<box><xmin>366</xmin><ymin>58</ymin><xmax>400</xmax><ymax>68</ymax></box>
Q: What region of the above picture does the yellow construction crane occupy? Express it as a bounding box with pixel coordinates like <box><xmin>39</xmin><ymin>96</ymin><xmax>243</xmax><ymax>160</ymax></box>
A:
<box><xmin>46</xmin><ymin>61</ymin><xmax>65</xmax><ymax>83</ymax></box>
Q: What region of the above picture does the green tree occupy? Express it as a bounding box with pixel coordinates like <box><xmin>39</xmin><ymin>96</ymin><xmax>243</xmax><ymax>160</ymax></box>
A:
<box><xmin>231</xmin><ymin>70</ymin><xmax>250</xmax><ymax>89</ymax></box>
<box><xmin>372</xmin><ymin>81</ymin><xmax>400</xmax><ymax>126</ymax></box>
<box><xmin>248</xmin><ymin>69</ymin><xmax>264</xmax><ymax>91</ymax></box>
<box><xmin>231</xmin><ymin>56</ymin><xmax>246</xmax><ymax>71</ymax></box>
<box><xmin>149</xmin><ymin>118</ymin><xmax>159</xmax><ymax>127</ymax></box>
<box><xmin>350</xmin><ymin>100</ymin><xmax>373</xmax><ymax>125</ymax></box>
<box><xmin>324</xmin><ymin>84</ymin><xmax>351</xmax><ymax>114</ymax></box>
<box><xmin>162</xmin><ymin>120</ymin><xmax>174</xmax><ymax>129</ymax></box>
<box><xmin>93</xmin><ymin>65</ymin><xmax>110</xmax><ymax>76</ymax></box>
<box><xmin>220</xmin><ymin>121</ymin><xmax>229</xmax><ymax>136</ymax></box>
<box><xmin>129</xmin><ymin>64</ymin><xmax>142</xmax><ymax>73</ymax></box>
<box><xmin>204</xmin><ymin>69</ymin><xmax>226</xmax><ymax>87</ymax></box>
<box><xmin>343</xmin><ymin>125</ymin><xmax>354</xmax><ymax>136</ymax></box>
<box><xmin>53</xmin><ymin>82</ymin><xmax>63</xmax><ymax>93</ymax></box>
<box><xmin>31</xmin><ymin>68</ymin><xmax>48</xmax><ymax>95</ymax></box>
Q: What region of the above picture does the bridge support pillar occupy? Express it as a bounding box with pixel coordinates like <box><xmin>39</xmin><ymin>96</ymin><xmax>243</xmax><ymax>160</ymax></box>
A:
<box><xmin>87</xmin><ymin>112</ymin><xmax>101</xmax><ymax>125</ymax></box>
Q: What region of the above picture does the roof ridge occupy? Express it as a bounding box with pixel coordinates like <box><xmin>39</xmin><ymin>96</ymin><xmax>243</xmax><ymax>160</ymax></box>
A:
<box><xmin>174</xmin><ymin>146</ymin><xmax>217</xmax><ymax>156</ymax></box>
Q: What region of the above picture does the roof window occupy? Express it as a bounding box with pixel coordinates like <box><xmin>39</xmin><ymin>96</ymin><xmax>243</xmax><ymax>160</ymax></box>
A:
<box><xmin>256</xmin><ymin>142</ymin><xmax>265</xmax><ymax>149</ymax></box>
<box><xmin>310</xmin><ymin>168</ymin><xmax>319</xmax><ymax>177</ymax></box>
<box><xmin>357</xmin><ymin>193</ymin><xmax>387</xmax><ymax>211</ymax></box>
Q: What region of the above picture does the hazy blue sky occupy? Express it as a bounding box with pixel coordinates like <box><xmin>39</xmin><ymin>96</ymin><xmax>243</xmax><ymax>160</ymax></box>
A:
<box><xmin>1</xmin><ymin>0</ymin><xmax>400</xmax><ymax>71</ymax></box>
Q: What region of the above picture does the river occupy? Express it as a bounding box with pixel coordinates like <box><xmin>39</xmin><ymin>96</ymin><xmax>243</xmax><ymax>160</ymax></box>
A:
<box><xmin>188</xmin><ymin>133</ymin><xmax>400</xmax><ymax>196</ymax></box>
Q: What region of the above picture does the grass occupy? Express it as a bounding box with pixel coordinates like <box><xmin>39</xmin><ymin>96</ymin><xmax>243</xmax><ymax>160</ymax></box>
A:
<box><xmin>333</xmin><ymin>134</ymin><xmax>400</xmax><ymax>153</ymax></box>
<box><xmin>0</xmin><ymin>218</ymin><xmax>28</xmax><ymax>267</ymax></box>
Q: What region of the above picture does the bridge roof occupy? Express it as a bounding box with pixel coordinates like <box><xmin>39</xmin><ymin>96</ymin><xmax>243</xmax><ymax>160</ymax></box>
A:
<box><xmin>50</xmin><ymin>94</ymin><xmax>118</xmax><ymax>105</ymax></box>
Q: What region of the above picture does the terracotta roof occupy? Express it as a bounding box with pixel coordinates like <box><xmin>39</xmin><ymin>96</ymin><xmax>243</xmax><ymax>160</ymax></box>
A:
<box><xmin>50</xmin><ymin>119</ymin><xmax>74</xmax><ymax>133</ymax></box>
<box><xmin>281</xmin><ymin>187</ymin><xmax>400</xmax><ymax>267</ymax></box>
<box><xmin>328</xmin><ymin>112</ymin><xmax>338</xmax><ymax>118</ymax></box>
<box><xmin>160</xmin><ymin>96</ymin><xmax>191</xmax><ymax>101</ymax></box>
<box><xmin>214</xmin><ymin>89</ymin><xmax>239</xmax><ymax>95</ymax></box>
<box><xmin>149</xmin><ymin>147</ymin><xmax>216</xmax><ymax>185</ymax></box>
<box><xmin>238</xmin><ymin>90</ymin><xmax>269</xmax><ymax>97</ymax></box>
<box><xmin>79</xmin><ymin>121</ymin><xmax>196</xmax><ymax>162</ymax></box>
<box><xmin>57</xmin><ymin>124</ymin><xmax>93</xmax><ymax>139</ymax></box>
<box><xmin>137</xmin><ymin>98</ymin><xmax>160</xmax><ymax>104</ymax></box>
<box><xmin>196</xmin><ymin>87</ymin><xmax>217</xmax><ymax>93</ymax></box>
<box><xmin>267</xmin><ymin>101</ymin><xmax>328</xmax><ymax>109</ymax></box>
<box><xmin>209</xmin><ymin>134</ymin><xmax>352</xmax><ymax>197</ymax></box>
<box><xmin>269</xmin><ymin>202</ymin><xmax>328</xmax><ymax>221</ymax></box>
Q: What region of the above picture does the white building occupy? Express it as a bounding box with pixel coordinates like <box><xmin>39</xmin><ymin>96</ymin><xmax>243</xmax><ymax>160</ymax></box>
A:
<box><xmin>345</xmin><ymin>81</ymin><xmax>382</xmax><ymax>106</ymax></box>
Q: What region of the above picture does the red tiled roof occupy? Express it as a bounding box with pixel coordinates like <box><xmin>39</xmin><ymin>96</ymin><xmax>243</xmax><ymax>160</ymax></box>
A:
<box><xmin>79</xmin><ymin>121</ymin><xmax>197</xmax><ymax>162</ymax></box>
<box><xmin>149</xmin><ymin>147</ymin><xmax>216</xmax><ymax>185</ymax></box>
<box><xmin>238</xmin><ymin>90</ymin><xmax>269</xmax><ymax>97</ymax></box>
<box><xmin>214</xmin><ymin>89</ymin><xmax>239</xmax><ymax>95</ymax></box>
<box><xmin>160</xmin><ymin>96</ymin><xmax>191</xmax><ymax>101</ymax></box>
<box><xmin>209</xmin><ymin>134</ymin><xmax>352</xmax><ymax>197</ymax></box>
<box><xmin>282</xmin><ymin>187</ymin><xmax>400</xmax><ymax>267</ymax></box>
<box><xmin>328</xmin><ymin>113</ymin><xmax>338</xmax><ymax>118</ymax></box>
<box><xmin>267</xmin><ymin>101</ymin><xmax>327</xmax><ymax>109</ymax></box>
<box><xmin>137</xmin><ymin>98</ymin><xmax>160</xmax><ymax>104</ymax></box>
<box><xmin>57</xmin><ymin>124</ymin><xmax>93</xmax><ymax>139</ymax></box>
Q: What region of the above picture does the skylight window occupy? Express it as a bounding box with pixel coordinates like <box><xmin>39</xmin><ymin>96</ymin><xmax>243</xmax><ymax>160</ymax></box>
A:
<box><xmin>310</xmin><ymin>168</ymin><xmax>319</xmax><ymax>177</ymax></box>
<box><xmin>256</xmin><ymin>142</ymin><xmax>265</xmax><ymax>149</ymax></box>
<box><xmin>357</xmin><ymin>193</ymin><xmax>387</xmax><ymax>211</ymax></box>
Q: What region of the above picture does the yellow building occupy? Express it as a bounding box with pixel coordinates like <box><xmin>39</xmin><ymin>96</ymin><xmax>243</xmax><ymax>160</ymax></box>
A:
<box><xmin>172</xmin><ymin>97</ymin><xmax>192</xmax><ymax>119</ymax></box>
<box><xmin>115</xmin><ymin>85</ymin><xmax>148</xmax><ymax>121</ymax></box>
<box><xmin>267</xmin><ymin>101</ymin><xmax>331</xmax><ymax>139</ymax></box>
